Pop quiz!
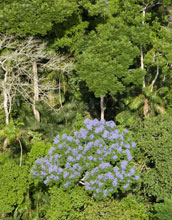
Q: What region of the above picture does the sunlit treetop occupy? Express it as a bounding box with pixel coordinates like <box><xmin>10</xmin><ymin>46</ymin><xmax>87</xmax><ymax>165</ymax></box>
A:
<box><xmin>0</xmin><ymin>0</ymin><xmax>79</xmax><ymax>35</ymax></box>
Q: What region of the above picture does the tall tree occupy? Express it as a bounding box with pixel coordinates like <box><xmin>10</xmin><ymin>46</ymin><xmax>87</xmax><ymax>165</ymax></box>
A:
<box><xmin>75</xmin><ymin>20</ymin><xmax>140</xmax><ymax>119</ymax></box>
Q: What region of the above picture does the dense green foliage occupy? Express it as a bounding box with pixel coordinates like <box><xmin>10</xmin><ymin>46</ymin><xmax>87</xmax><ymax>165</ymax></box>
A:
<box><xmin>0</xmin><ymin>159</ymin><xmax>29</xmax><ymax>214</ymax></box>
<box><xmin>154</xmin><ymin>199</ymin><xmax>172</xmax><ymax>220</ymax></box>
<box><xmin>46</xmin><ymin>186</ymin><xmax>89</xmax><ymax>220</ymax></box>
<box><xmin>1</xmin><ymin>0</ymin><xmax>172</xmax><ymax>219</ymax></box>
<box><xmin>75</xmin><ymin>21</ymin><xmax>140</xmax><ymax>97</ymax></box>
<box><xmin>82</xmin><ymin>196</ymin><xmax>149</xmax><ymax>220</ymax></box>
<box><xmin>47</xmin><ymin>187</ymin><xmax>149</xmax><ymax>220</ymax></box>
<box><xmin>132</xmin><ymin>115</ymin><xmax>172</xmax><ymax>201</ymax></box>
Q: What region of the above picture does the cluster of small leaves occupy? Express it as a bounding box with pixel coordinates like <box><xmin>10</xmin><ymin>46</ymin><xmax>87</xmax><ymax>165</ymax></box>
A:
<box><xmin>46</xmin><ymin>186</ymin><xmax>89</xmax><ymax>220</ymax></box>
<box><xmin>32</xmin><ymin>118</ymin><xmax>139</xmax><ymax>200</ymax></box>
<box><xmin>75</xmin><ymin>20</ymin><xmax>140</xmax><ymax>98</ymax></box>
<box><xmin>154</xmin><ymin>198</ymin><xmax>172</xmax><ymax>220</ymax></box>
<box><xmin>82</xmin><ymin>196</ymin><xmax>149</xmax><ymax>220</ymax></box>
<box><xmin>0</xmin><ymin>0</ymin><xmax>78</xmax><ymax>35</ymax></box>
<box><xmin>46</xmin><ymin>187</ymin><xmax>149</xmax><ymax>220</ymax></box>
<box><xmin>0</xmin><ymin>160</ymin><xmax>29</xmax><ymax>214</ymax></box>
<box><xmin>131</xmin><ymin>114</ymin><xmax>172</xmax><ymax>201</ymax></box>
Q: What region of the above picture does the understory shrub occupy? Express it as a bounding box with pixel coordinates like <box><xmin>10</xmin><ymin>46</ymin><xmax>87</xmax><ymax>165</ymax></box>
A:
<box><xmin>154</xmin><ymin>198</ymin><xmax>172</xmax><ymax>220</ymax></box>
<box><xmin>0</xmin><ymin>159</ymin><xmax>29</xmax><ymax>215</ymax></box>
<box><xmin>82</xmin><ymin>196</ymin><xmax>149</xmax><ymax>220</ymax></box>
<box><xmin>131</xmin><ymin>114</ymin><xmax>172</xmax><ymax>201</ymax></box>
<box><xmin>46</xmin><ymin>187</ymin><xmax>149</xmax><ymax>220</ymax></box>
<box><xmin>32</xmin><ymin>118</ymin><xmax>139</xmax><ymax>200</ymax></box>
<box><xmin>27</xmin><ymin>140</ymin><xmax>52</xmax><ymax>166</ymax></box>
<box><xmin>46</xmin><ymin>186</ymin><xmax>89</xmax><ymax>220</ymax></box>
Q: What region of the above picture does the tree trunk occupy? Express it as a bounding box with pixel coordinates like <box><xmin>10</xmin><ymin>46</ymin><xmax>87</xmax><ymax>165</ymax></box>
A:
<box><xmin>140</xmin><ymin>45</ymin><xmax>145</xmax><ymax>88</ymax></box>
<box><xmin>100</xmin><ymin>95</ymin><xmax>106</xmax><ymax>120</ymax></box>
<box><xmin>150</xmin><ymin>64</ymin><xmax>159</xmax><ymax>92</ymax></box>
<box><xmin>18</xmin><ymin>138</ymin><xmax>23</xmax><ymax>166</ymax></box>
<box><xmin>32</xmin><ymin>61</ymin><xmax>40</xmax><ymax>122</ymax></box>
<box><xmin>141</xmin><ymin>7</ymin><xmax>146</xmax><ymax>88</ymax></box>
<box><xmin>3</xmin><ymin>71</ymin><xmax>10</xmax><ymax>125</ymax></box>
<box><xmin>143</xmin><ymin>98</ymin><xmax>149</xmax><ymax>117</ymax></box>
<box><xmin>3</xmin><ymin>89</ymin><xmax>9</xmax><ymax>125</ymax></box>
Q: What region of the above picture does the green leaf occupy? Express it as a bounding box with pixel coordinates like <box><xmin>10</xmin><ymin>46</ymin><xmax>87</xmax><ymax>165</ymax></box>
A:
<box><xmin>129</xmin><ymin>95</ymin><xmax>145</xmax><ymax>110</ymax></box>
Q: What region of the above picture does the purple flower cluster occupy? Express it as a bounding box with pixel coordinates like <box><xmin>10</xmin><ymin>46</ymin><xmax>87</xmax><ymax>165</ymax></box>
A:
<box><xmin>31</xmin><ymin>118</ymin><xmax>139</xmax><ymax>200</ymax></box>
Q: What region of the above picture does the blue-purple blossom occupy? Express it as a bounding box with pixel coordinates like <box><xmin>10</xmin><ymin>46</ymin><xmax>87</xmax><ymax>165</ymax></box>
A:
<box><xmin>75</xmin><ymin>139</ymin><xmax>79</xmax><ymax>144</ymax></box>
<box><xmin>79</xmin><ymin>128</ymin><xmax>88</xmax><ymax>139</ymax></box>
<box><xmin>63</xmin><ymin>172</ymin><xmax>69</xmax><ymax>179</ymax></box>
<box><xmin>87</xmin><ymin>155</ymin><xmax>93</xmax><ymax>161</ymax></box>
<box><xmin>95</xmin><ymin>125</ymin><xmax>104</xmax><ymax>134</ymax></box>
<box><xmin>68</xmin><ymin>156</ymin><xmax>75</xmax><ymax>162</ymax></box>
<box><xmin>105</xmin><ymin>172</ymin><xmax>114</xmax><ymax>180</ymax></box>
<box><xmin>85</xmin><ymin>185</ymin><xmax>92</xmax><ymax>191</ymax></box>
<box><xmin>94</xmin><ymin>140</ymin><xmax>100</xmax><ymax>147</ymax></box>
<box><xmin>121</xmin><ymin>160</ymin><xmax>128</xmax><ymax>170</ymax></box>
<box><xmin>112</xmin><ymin>155</ymin><xmax>118</xmax><ymax>160</ymax></box>
<box><xmin>64</xmin><ymin>181</ymin><xmax>71</xmax><ymax>188</ymax></box>
<box><xmin>97</xmin><ymin>174</ymin><xmax>103</xmax><ymax>179</ymax></box>
<box><xmin>117</xmin><ymin>147</ymin><xmax>122</xmax><ymax>153</ymax></box>
<box><xmin>65</xmin><ymin>162</ymin><xmax>71</xmax><ymax>169</ymax></box>
<box><xmin>54</xmin><ymin>135</ymin><xmax>60</xmax><ymax>144</ymax></box>
<box><xmin>58</xmin><ymin>144</ymin><xmax>63</xmax><ymax>149</ymax></box>
<box><xmin>99</xmin><ymin>162</ymin><xmax>111</xmax><ymax>169</ymax></box>
<box><xmin>35</xmin><ymin>158</ymin><xmax>45</xmax><ymax>165</ymax></box>
<box><xmin>98</xmin><ymin>182</ymin><xmax>104</xmax><ymax>187</ymax></box>
<box><xmin>125</xmin><ymin>144</ymin><xmax>130</xmax><ymax>149</ymax></box>
<box><xmin>106</xmin><ymin>120</ymin><xmax>115</xmax><ymax>128</ymax></box>
<box><xmin>86</xmin><ymin>162</ymin><xmax>89</xmax><ymax>167</ymax></box>
<box><xmin>72</xmin><ymin>148</ymin><xmax>78</xmax><ymax>156</ymax></box>
<box><xmin>32</xmin><ymin>118</ymin><xmax>139</xmax><ymax>200</ymax></box>
<box><xmin>44</xmin><ymin>178</ymin><xmax>50</xmax><ymax>184</ymax></box>
<box><xmin>90</xmin><ymin>180</ymin><xmax>95</xmax><ymax>185</ymax></box>
<box><xmin>91</xmin><ymin>167</ymin><xmax>99</xmax><ymax>176</ymax></box>
<box><xmin>49</xmin><ymin>147</ymin><xmax>55</xmax><ymax>155</ymax></box>
<box><xmin>133</xmin><ymin>176</ymin><xmax>139</xmax><ymax>180</ymax></box>
<box><xmin>86</xmin><ymin>124</ymin><xmax>92</xmax><ymax>130</ymax></box>
<box><xmin>130</xmin><ymin>168</ymin><xmax>135</xmax><ymax>175</ymax></box>
<box><xmin>76</xmin><ymin>154</ymin><xmax>82</xmax><ymax>161</ymax></box>
<box><xmin>112</xmin><ymin>179</ymin><xmax>118</xmax><ymax>187</ymax></box>
<box><xmin>124</xmin><ymin>149</ymin><xmax>133</xmax><ymax>161</ymax></box>
<box><xmin>102</xmin><ymin>130</ymin><xmax>109</xmax><ymax>138</ymax></box>
<box><xmin>78</xmin><ymin>145</ymin><xmax>83</xmax><ymax>151</ymax></box>
<box><xmin>74</xmin><ymin>131</ymin><xmax>78</xmax><ymax>137</ymax></box>
<box><xmin>103</xmin><ymin>189</ymin><xmax>107</xmax><ymax>197</ymax></box>
<box><xmin>62</xmin><ymin>134</ymin><xmax>67</xmax><ymax>140</ymax></box>
<box><xmin>53</xmin><ymin>176</ymin><xmax>59</xmax><ymax>181</ymax></box>
<box><xmin>123</xmin><ymin>183</ymin><xmax>129</xmax><ymax>189</ymax></box>
<box><xmin>84</xmin><ymin>118</ymin><xmax>90</xmax><ymax>125</ymax></box>
<box><xmin>91</xmin><ymin>119</ymin><xmax>99</xmax><ymax>126</ymax></box>
<box><xmin>90</xmin><ymin>134</ymin><xmax>94</xmax><ymax>140</ymax></box>
<box><xmin>131</xmin><ymin>142</ymin><xmax>136</xmax><ymax>148</ymax></box>
<box><xmin>109</xmin><ymin>133</ymin><xmax>119</xmax><ymax>140</ymax></box>
<box><xmin>67</xmin><ymin>136</ymin><xmax>73</xmax><ymax>142</ymax></box>
<box><xmin>96</xmin><ymin>188</ymin><xmax>101</xmax><ymax>193</ymax></box>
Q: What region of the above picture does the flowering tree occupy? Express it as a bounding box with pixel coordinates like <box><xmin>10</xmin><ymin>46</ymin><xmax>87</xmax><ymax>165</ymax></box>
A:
<box><xmin>32</xmin><ymin>118</ymin><xmax>139</xmax><ymax>200</ymax></box>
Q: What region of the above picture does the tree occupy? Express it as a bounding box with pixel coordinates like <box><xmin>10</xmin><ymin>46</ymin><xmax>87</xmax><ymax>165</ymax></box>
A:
<box><xmin>0</xmin><ymin>34</ymin><xmax>73</xmax><ymax>124</ymax></box>
<box><xmin>75</xmin><ymin>20</ymin><xmax>140</xmax><ymax>119</ymax></box>
<box><xmin>0</xmin><ymin>0</ymin><xmax>78</xmax><ymax>36</ymax></box>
